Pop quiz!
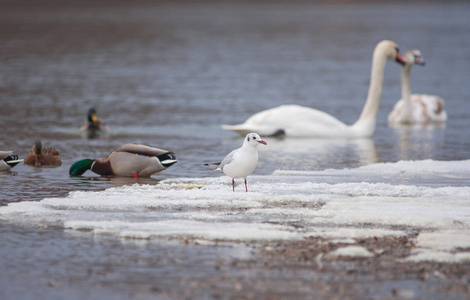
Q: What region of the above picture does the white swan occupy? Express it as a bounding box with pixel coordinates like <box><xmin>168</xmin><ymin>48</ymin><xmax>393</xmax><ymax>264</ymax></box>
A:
<box><xmin>388</xmin><ymin>50</ymin><xmax>447</xmax><ymax>124</ymax></box>
<box><xmin>223</xmin><ymin>40</ymin><xmax>406</xmax><ymax>138</ymax></box>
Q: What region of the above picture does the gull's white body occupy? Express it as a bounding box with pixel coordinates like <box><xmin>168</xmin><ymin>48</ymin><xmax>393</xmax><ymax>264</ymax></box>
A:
<box><xmin>219</xmin><ymin>142</ymin><xmax>259</xmax><ymax>179</ymax></box>
<box><xmin>388</xmin><ymin>50</ymin><xmax>447</xmax><ymax>125</ymax></box>
<box><xmin>210</xmin><ymin>133</ymin><xmax>267</xmax><ymax>192</ymax></box>
<box><xmin>223</xmin><ymin>40</ymin><xmax>405</xmax><ymax>138</ymax></box>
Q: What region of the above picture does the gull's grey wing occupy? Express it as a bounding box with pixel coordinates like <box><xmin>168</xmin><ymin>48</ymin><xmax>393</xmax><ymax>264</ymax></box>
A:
<box><xmin>217</xmin><ymin>149</ymin><xmax>239</xmax><ymax>171</ymax></box>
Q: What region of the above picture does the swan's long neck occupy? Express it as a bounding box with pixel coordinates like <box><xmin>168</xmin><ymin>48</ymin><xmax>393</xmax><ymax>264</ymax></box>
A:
<box><xmin>353</xmin><ymin>48</ymin><xmax>387</xmax><ymax>135</ymax></box>
<box><xmin>400</xmin><ymin>64</ymin><xmax>413</xmax><ymax>122</ymax></box>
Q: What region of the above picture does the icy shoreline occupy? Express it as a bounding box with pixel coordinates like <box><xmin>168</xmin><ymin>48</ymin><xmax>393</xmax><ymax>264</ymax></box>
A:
<box><xmin>1</xmin><ymin>160</ymin><xmax>470</xmax><ymax>263</ymax></box>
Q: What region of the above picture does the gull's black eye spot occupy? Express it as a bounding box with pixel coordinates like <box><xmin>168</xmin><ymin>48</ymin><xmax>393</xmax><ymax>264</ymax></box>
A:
<box><xmin>253</xmin><ymin>136</ymin><xmax>257</xmax><ymax>140</ymax></box>
<box><xmin>247</xmin><ymin>137</ymin><xmax>250</xmax><ymax>142</ymax></box>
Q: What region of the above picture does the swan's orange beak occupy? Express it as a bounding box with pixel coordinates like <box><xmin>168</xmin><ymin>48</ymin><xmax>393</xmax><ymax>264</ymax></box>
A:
<box><xmin>395</xmin><ymin>52</ymin><xmax>406</xmax><ymax>66</ymax></box>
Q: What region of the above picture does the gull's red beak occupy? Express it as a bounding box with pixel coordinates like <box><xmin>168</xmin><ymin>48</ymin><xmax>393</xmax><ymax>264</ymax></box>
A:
<box><xmin>258</xmin><ymin>140</ymin><xmax>267</xmax><ymax>145</ymax></box>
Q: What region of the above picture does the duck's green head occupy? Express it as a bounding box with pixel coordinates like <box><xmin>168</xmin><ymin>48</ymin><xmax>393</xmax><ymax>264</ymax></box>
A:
<box><xmin>69</xmin><ymin>159</ymin><xmax>94</xmax><ymax>176</ymax></box>
<box><xmin>87</xmin><ymin>108</ymin><xmax>98</xmax><ymax>123</ymax></box>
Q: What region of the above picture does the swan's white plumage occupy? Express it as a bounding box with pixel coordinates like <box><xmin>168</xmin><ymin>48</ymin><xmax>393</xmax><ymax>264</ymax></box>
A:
<box><xmin>223</xmin><ymin>105</ymin><xmax>350</xmax><ymax>137</ymax></box>
<box><xmin>388</xmin><ymin>94</ymin><xmax>447</xmax><ymax>124</ymax></box>
<box><xmin>388</xmin><ymin>50</ymin><xmax>447</xmax><ymax>124</ymax></box>
<box><xmin>223</xmin><ymin>40</ymin><xmax>406</xmax><ymax>138</ymax></box>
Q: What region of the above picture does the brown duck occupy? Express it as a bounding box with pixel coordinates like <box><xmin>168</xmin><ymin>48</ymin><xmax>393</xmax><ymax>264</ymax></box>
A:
<box><xmin>24</xmin><ymin>140</ymin><xmax>62</xmax><ymax>167</ymax></box>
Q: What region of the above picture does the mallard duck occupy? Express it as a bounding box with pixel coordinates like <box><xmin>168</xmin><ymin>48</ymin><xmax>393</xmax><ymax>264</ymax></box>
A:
<box><xmin>24</xmin><ymin>140</ymin><xmax>62</xmax><ymax>167</ymax></box>
<box><xmin>0</xmin><ymin>151</ymin><xmax>23</xmax><ymax>171</ymax></box>
<box><xmin>69</xmin><ymin>143</ymin><xmax>177</xmax><ymax>177</ymax></box>
<box><xmin>80</xmin><ymin>107</ymin><xmax>109</xmax><ymax>133</ymax></box>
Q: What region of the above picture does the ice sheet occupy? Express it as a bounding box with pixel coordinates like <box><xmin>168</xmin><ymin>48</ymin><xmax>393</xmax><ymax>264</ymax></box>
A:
<box><xmin>1</xmin><ymin>160</ymin><xmax>469</xmax><ymax>262</ymax></box>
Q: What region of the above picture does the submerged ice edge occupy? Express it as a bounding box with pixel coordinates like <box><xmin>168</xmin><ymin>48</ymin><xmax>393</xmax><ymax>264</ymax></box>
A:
<box><xmin>273</xmin><ymin>159</ymin><xmax>470</xmax><ymax>176</ymax></box>
<box><xmin>272</xmin><ymin>159</ymin><xmax>470</xmax><ymax>187</ymax></box>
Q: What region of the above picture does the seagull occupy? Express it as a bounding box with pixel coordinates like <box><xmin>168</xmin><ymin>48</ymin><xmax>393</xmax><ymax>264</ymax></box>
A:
<box><xmin>205</xmin><ymin>133</ymin><xmax>267</xmax><ymax>192</ymax></box>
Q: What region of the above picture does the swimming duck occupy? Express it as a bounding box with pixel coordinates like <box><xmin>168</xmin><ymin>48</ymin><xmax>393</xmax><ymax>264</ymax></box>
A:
<box><xmin>24</xmin><ymin>140</ymin><xmax>62</xmax><ymax>167</ymax></box>
<box><xmin>69</xmin><ymin>143</ymin><xmax>177</xmax><ymax>177</ymax></box>
<box><xmin>0</xmin><ymin>151</ymin><xmax>22</xmax><ymax>171</ymax></box>
<box><xmin>80</xmin><ymin>107</ymin><xmax>109</xmax><ymax>136</ymax></box>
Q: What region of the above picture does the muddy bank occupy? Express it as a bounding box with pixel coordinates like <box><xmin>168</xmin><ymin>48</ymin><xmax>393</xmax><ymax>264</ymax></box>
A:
<box><xmin>158</xmin><ymin>235</ymin><xmax>470</xmax><ymax>299</ymax></box>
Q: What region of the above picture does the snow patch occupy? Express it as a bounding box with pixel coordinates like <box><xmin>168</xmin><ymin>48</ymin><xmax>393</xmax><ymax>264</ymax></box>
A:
<box><xmin>326</xmin><ymin>246</ymin><xmax>375</xmax><ymax>258</ymax></box>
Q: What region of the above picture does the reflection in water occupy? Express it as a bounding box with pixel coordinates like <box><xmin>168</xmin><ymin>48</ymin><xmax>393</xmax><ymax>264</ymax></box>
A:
<box><xmin>391</xmin><ymin>123</ymin><xmax>446</xmax><ymax>161</ymax></box>
<box><xmin>69</xmin><ymin>175</ymin><xmax>161</xmax><ymax>189</ymax></box>
<box><xmin>108</xmin><ymin>176</ymin><xmax>162</xmax><ymax>188</ymax></box>
<box><xmin>258</xmin><ymin>137</ymin><xmax>379</xmax><ymax>171</ymax></box>
<box><xmin>81</xmin><ymin>128</ymin><xmax>110</xmax><ymax>140</ymax></box>
<box><xmin>388</xmin><ymin>121</ymin><xmax>446</xmax><ymax>132</ymax></box>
